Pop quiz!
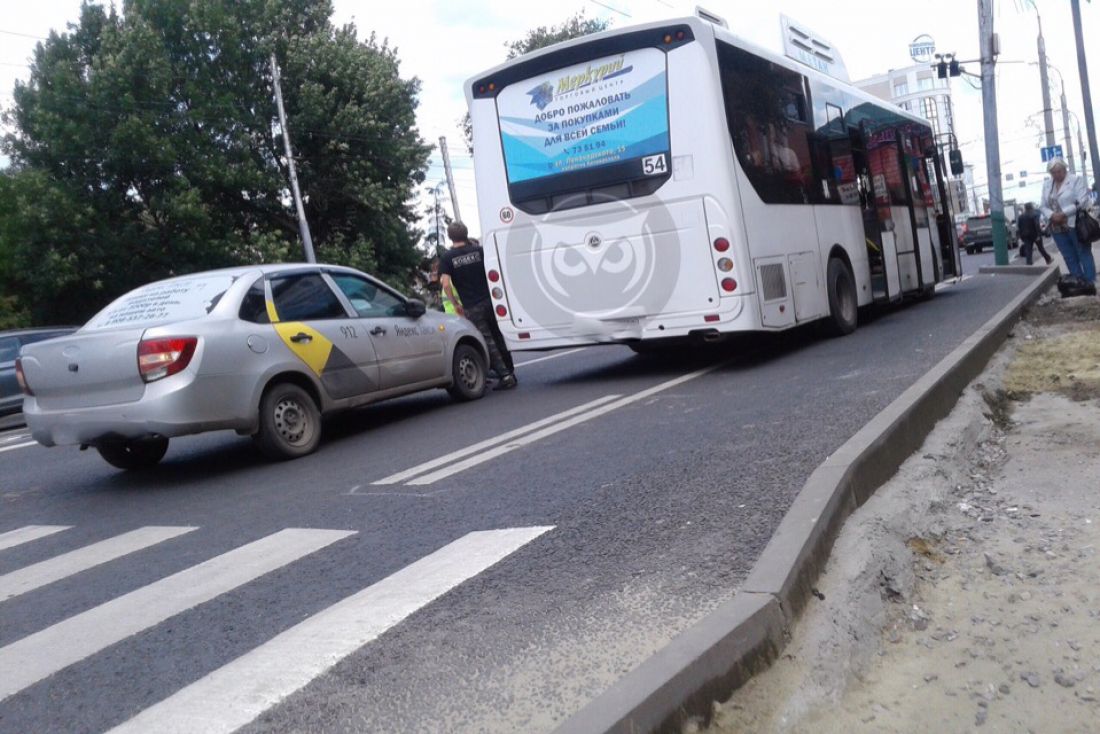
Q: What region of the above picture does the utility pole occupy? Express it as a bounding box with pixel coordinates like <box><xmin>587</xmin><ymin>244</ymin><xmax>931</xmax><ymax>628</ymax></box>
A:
<box><xmin>1059</xmin><ymin>80</ymin><xmax>1077</xmax><ymax>174</ymax></box>
<box><xmin>438</xmin><ymin>136</ymin><xmax>462</xmax><ymax>223</ymax></box>
<box><xmin>270</xmin><ymin>53</ymin><xmax>316</xmax><ymax>263</ymax></box>
<box><xmin>979</xmin><ymin>0</ymin><xmax>1008</xmax><ymax>266</ymax></box>
<box><xmin>1072</xmin><ymin>0</ymin><xmax>1100</xmax><ymax>191</ymax></box>
<box><xmin>1034</xmin><ymin>12</ymin><xmax>1056</xmax><ymax>148</ymax></box>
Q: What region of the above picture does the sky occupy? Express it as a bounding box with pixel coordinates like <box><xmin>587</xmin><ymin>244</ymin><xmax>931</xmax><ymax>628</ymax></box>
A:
<box><xmin>5</xmin><ymin>0</ymin><xmax>1100</xmax><ymax>232</ymax></box>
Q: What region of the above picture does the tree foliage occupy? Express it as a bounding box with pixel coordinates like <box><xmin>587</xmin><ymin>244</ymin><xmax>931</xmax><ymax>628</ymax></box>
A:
<box><xmin>0</xmin><ymin>0</ymin><xmax>430</xmax><ymax>326</ymax></box>
<box><xmin>461</xmin><ymin>11</ymin><xmax>611</xmax><ymax>152</ymax></box>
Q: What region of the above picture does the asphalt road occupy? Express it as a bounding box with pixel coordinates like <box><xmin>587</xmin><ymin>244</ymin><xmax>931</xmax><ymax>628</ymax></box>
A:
<box><xmin>0</xmin><ymin>272</ymin><xmax>1041</xmax><ymax>734</ymax></box>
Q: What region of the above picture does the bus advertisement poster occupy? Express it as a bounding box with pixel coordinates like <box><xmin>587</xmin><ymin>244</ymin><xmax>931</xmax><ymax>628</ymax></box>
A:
<box><xmin>496</xmin><ymin>47</ymin><xmax>671</xmax><ymax>184</ymax></box>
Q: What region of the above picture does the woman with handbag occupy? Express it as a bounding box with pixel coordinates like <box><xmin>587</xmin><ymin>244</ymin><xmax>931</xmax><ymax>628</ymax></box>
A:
<box><xmin>1040</xmin><ymin>158</ymin><xmax>1096</xmax><ymax>282</ymax></box>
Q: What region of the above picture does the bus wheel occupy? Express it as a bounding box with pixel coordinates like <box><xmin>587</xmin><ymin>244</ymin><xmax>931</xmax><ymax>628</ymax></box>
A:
<box><xmin>823</xmin><ymin>257</ymin><xmax>858</xmax><ymax>336</ymax></box>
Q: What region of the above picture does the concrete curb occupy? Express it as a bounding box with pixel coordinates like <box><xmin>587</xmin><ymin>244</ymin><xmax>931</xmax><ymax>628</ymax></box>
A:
<box><xmin>553</xmin><ymin>266</ymin><xmax>1059</xmax><ymax>734</ymax></box>
<box><xmin>978</xmin><ymin>265</ymin><xmax>1051</xmax><ymax>276</ymax></box>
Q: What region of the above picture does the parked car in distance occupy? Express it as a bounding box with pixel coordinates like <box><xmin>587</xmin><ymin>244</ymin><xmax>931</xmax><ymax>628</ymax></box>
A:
<box><xmin>1</xmin><ymin>327</ymin><xmax>78</xmax><ymax>416</ymax></box>
<box><xmin>17</xmin><ymin>265</ymin><xmax>490</xmax><ymax>469</ymax></box>
<box><xmin>960</xmin><ymin>214</ymin><xmax>1018</xmax><ymax>254</ymax></box>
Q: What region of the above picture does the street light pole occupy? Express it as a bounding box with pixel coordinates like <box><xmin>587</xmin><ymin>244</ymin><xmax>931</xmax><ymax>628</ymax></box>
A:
<box><xmin>1071</xmin><ymin>0</ymin><xmax>1100</xmax><ymax>191</ymax></box>
<box><xmin>979</xmin><ymin>0</ymin><xmax>1008</xmax><ymax>265</ymax></box>
<box><xmin>1059</xmin><ymin>80</ymin><xmax>1077</xmax><ymax>174</ymax></box>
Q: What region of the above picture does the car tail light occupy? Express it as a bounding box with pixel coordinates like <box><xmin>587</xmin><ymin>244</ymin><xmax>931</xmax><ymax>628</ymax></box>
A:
<box><xmin>138</xmin><ymin>337</ymin><xmax>197</xmax><ymax>383</ymax></box>
<box><xmin>487</xmin><ymin>269</ymin><xmax>500</xmax><ymax>283</ymax></box>
<box><xmin>14</xmin><ymin>358</ymin><xmax>32</xmax><ymax>396</ymax></box>
<box><xmin>495</xmin><ymin>304</ymin><xmax>508</xmax><ymax>318</ymax></box>
<box><xmin>713</xmin><ymin>238</ymin><xmax>730</xmax><ymax>253</ymax></box>
<box><xmin>721</xmin><ymin>278</ymin><xmax>738</xmax><ymax>293</ymax></box>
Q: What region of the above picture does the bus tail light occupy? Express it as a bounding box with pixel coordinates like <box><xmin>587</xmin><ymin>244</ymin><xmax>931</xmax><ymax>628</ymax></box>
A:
<box><xmin>495</xmin><ymin>305</ymin><xmax>508</xmax><ymax>318</ymax></box>
<box><xmin>713</xmin><ymin>238</ymin><xmax>730</xmax><ymax>253</ymax></box>
<box><xmin>721</xmin><ymin>278</ymin><xmax>738</xmax><ymax>293</ymax></box>
<box><xmin>14</xmin><ymin>358</ymin><xmax>33</xmax><ymax>396</ymax></box>
<box><xmin>138</xmin><ymin>337</ymin><xmax>197</xmax><ymax>383</ymax></box>
<box><xmin>488</xmin><ymin>269</ymin><xmax>500</xmax><ymax>283</ymax></box>
<box><xmin>491</xmin><ymin>287</ymin><xmax>504</xmax><ymax>300</ymax></box>
<box><xmin>717</xmin><ymin>258</ymin><xmax>734</xmax><ymax>272</ymax></box>
<box><xmin>704</xmin><ymin>314</ymin><xmax>720</xmax><ymax>323</ymax></box>
<box><xmin>518</xmin><ymin>332</ymin><xmax>531</xmax><ymax>340</ymax></box>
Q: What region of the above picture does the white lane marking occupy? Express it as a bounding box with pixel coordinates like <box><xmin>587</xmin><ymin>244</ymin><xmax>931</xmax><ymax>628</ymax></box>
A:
<box><xmin>0</xmin><ymin>526</ymin><xmax>198</xmax><ymax>602</ymax></box>
<box><xmin>514</xmin><ymin>348</ymin><xmax>584</xmax><ymax>367</ymax></box>
<box><xmin>0</xmin><ymin>441</ymin><xmax>36</xmax><ymax>454</ymax></box>
<box><xmin>0</xmin><ymin>525</ymin><xmax>71</xmax><ymax>552</ymax></box>
<box><xmin>372</xmin><ymin>394</ymin><xmax>622</xmax><ymax>485</ymax></box>
<box><xmin>0</xmin><ymin>528</ymin><xmax>355</xmax><ymax>700</ymax></box>
<box><xmin>408</xmin><ymin>361</ymin><xmax>727</xmax><ymax>485</ymax></box>
<box><xmin>108</xmin><ymin>526</ymin><xmax>554</xmax><ymax>734</ymax></box>
<box><xmin>0</xmin><ymin>433</ymin><xmax>31</xmax><ymax>445</ymax></box>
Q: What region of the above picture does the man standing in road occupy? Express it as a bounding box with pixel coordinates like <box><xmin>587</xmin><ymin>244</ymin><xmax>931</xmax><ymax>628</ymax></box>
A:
<box><xmin>440</xmin><ymin>222</ymin><xmax>517</xmax><ymax>390</ymax></box>
<box><xmin>1016</xmin><ymin>202</ymin><xmax>1052</xmax><ymax>266</ymax></box>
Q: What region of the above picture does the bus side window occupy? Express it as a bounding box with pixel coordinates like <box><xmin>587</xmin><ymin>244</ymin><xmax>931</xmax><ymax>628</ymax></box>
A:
<box><xmin>718</xmin><ymin>42</ymin><xmax>814</xmax><ymax>205</ymax></box>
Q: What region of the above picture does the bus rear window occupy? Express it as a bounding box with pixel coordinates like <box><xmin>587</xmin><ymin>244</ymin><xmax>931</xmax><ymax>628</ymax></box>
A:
<box><xmin>496</xmin><ymin>46</ymin><xmax>672</xmax><ymax>211</ymax></box>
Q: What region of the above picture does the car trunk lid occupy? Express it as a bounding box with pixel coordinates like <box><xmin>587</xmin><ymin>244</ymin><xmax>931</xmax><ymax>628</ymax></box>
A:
<box><xmin>19</xmin><ymin>328</ymin><xmax>147</xmax><ymax>410</ymax></box>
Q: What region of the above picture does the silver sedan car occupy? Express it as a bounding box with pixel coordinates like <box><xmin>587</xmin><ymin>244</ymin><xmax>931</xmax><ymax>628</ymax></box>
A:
<box><xmin>17</xmin><ymin>264</ymin><xmax>490</xmax><ymax>469</ymax></box>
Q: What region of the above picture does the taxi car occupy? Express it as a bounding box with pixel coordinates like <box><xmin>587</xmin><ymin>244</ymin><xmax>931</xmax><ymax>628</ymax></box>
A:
<box><xmin>16</xmin><ymin>265</ymin><xmax>490</xmax><ymax>469</ymax></box>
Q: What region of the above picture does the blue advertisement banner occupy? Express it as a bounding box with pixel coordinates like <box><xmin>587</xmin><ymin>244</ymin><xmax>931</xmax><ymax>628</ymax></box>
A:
<box><xmin>497</xmin><ymin>48</ymin><xmax>670</xmax><ymax>184</ymax></box>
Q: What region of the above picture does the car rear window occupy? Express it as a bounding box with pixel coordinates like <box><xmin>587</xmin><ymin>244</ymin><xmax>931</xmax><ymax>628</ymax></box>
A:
<box><xmin>85</xmin><ymin>274</ymin><xmax>238</xmax><ymax>331</ymax></box>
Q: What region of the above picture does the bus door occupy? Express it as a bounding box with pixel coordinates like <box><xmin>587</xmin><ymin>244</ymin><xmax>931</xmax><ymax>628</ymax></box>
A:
<box><xmin>898</xmin><ymin>129</ymin><xmax>937</xmax><ymax>290</ymax></box>
<box><xmin>925</xmin><ymin>142</ymin><xmax>962</xmax><ymax>279</ymax></box>
<box><xmin>850</xmin><ymin>125</ymin><xmax>901</xmax><ymax>302</ymax></box>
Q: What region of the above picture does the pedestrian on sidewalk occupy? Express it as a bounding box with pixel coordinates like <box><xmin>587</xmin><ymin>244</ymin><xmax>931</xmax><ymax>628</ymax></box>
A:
<box><xmin>1015</xmin><ymin>202</ymin><xmax>1052</xmax><ymax>265</ymax></box>
<box><xmin>1040</xmin><ymin>158</ymin><xmax>1096</xmax><ymax>282</ymax></box>
<box><xmin>439</xmin><ymin>222</ymin><xmax>517</xmax><ymax>390</ymax></box>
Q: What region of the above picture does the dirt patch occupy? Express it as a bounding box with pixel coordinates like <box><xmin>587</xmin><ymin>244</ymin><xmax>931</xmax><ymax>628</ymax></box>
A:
<box><xmin>704</xmin><ymin>287</ymin><xmax>1100</xmax><ymax>734</ymax></box>
<box><xmin>1004</xmin><ymin>328</ymin><xmax>1100</xmax><ymax>401</ymax></box>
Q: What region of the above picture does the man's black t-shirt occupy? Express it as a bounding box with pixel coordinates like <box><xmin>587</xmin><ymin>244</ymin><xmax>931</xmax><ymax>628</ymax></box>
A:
<box><xmin>439</xmin><ymin>242</ymin><xmax>491</xmax><ymax>307</ymax></box>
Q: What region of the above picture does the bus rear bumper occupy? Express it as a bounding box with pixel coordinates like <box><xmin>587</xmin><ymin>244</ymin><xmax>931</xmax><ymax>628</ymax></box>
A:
<box><xmin>501</xmin><ymin>294</ymin><xmax>753</xmax><ymax>350</ymax></box>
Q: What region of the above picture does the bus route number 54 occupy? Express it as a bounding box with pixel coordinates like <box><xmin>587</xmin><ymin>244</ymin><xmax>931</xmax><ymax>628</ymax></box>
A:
<box><xmin>642</xmin><ymin>154</ymin><xmax>668</xmax><ymax>176</ymax></box>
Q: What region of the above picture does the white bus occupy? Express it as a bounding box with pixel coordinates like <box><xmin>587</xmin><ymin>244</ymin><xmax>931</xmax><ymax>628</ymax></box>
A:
<box><xmin>465</xmin><ymin>12</ymin><xmax>961</xmax><ymax>351</ymax></box>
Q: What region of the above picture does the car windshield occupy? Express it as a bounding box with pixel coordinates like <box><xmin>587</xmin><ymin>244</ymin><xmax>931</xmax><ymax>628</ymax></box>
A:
<box><xmin>84</xmin><ymin>274</ymin><xmax>238</xmax><ymax>331</ymax></box>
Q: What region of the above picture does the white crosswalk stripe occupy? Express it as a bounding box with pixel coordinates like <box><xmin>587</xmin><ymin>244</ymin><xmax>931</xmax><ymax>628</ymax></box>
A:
<box><xmin>109</xmin><ymin>526</ymin><xmax>553</xmax><ymax>734</ymax></box>
<box><xmin>0</xmin><ymin>525</ymin><xmax>70</xmax><ymax>551</ymax></box>
<box><xmin>0</xmin><ymin>528</ymin><xmax>355</xmax><ymax>700</ymax></box>
<box><xmin>0</xmin><ymin>526</ymin><xmax>197</xmax><ymax>602</ymax></box>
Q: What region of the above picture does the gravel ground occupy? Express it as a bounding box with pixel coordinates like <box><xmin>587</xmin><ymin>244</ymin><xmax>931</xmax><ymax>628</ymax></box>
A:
<box><xmin>704</xmin><ymin>292</ymin><xmax>1100</xmax><ymax>734</ymax></box>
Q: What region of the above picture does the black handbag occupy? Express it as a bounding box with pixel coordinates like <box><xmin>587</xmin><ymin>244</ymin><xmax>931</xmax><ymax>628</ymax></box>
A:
<box><xmin>1074</xmin><ymin>205</ymin><xmax>1100</xmax><ymax>244</ymax></box>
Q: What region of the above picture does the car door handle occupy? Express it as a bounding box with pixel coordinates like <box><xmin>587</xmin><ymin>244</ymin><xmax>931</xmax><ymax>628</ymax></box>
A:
<box><xmin>370</xmin><ymin>326</ymin><xmax>387</xmax><ymax>336</ymax></box>
<box><xmin>290</xmin><ymin>333</ymin><xmax>312</xmax><ymax>343</ymax></box>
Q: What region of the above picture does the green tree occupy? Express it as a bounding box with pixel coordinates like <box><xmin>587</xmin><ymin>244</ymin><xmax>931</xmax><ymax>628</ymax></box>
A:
<box><xmin>461</xmin><ymin>11</ymin><xmax>611</xmax><ymax>152</ymax></box>
<box><xmin>0</xmin><ymin>0</ymin><xmax>430</xmax><ymax>326</ymax></box>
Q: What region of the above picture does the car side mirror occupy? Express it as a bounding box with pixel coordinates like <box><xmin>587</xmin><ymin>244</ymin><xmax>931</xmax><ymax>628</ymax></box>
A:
<box><xmin>405</xmin><ymin>298</ymin><xmax>427</xmax><ymax>318</ymax></box>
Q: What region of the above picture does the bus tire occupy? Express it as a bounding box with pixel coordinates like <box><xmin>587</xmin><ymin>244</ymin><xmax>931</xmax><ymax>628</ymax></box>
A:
<box><xmin>823</xmin><ymin>257</ymin><xmax>858</xmax><ymax>336</ymax></box>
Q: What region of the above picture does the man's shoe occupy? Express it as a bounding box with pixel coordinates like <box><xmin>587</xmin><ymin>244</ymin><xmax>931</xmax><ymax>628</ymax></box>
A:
<box><xmin>494</xmin><ymin>374</ymin><xmax>518</xmax><ymax>390</ymax></box>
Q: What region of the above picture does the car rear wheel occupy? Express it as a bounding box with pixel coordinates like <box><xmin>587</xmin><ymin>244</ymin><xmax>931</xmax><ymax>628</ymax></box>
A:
<box><xmin>254</xmin><ymin>382</ymin><xmax>322</xmax><ymax>460</ymax></box>
<box><xmin>97</xmin><ymin>436</ymin><xmax>169</xmax><ymax>470</ymax></box>
<box><xmin>447</xmin><ymin>343</ymin><xmax>487</xmax><ymax>402</ymax></box>
<box><xmin>821</xmin><ymin>257</ymin><xmax>858</xmax><ymax>336</ymax></box>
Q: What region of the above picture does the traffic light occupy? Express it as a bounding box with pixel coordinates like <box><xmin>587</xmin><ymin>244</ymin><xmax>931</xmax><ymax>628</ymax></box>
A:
<box><xmin>937</xmin><ymin>60</ymin><xmax>948</xmax><ymax>79</ymax></box>
<box><xmin>949</xmin><ymin>58</ymin><xmax>961</xmax><ymax>77</ymax></box>
<box><xmin>949</xmin><ymin>149</ymin><xmax>964</xmax><ymax>176</ymax></box>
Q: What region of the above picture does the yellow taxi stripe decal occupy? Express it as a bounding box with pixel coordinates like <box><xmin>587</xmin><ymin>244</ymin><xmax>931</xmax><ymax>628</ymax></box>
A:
<box><xmin>266</xmin><ymin>298</ymin><xmax>280</xmax><ymax>324</ymax></box>
<box><xmin>274</xmin><ymin>322</ymin><xmax>333</xmax><ymax>376</ymax></box>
